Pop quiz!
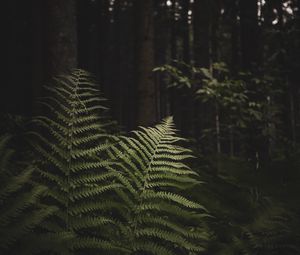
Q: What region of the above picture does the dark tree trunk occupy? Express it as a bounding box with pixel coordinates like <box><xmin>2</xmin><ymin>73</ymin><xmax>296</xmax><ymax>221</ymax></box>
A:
<box><xmin>31</xmin><ymin>0</ymin><xmax>44</xmax><ymax>113</ymax></box>
<box><xmin>240</xmin><ymin>0</ymin><xmax>259</xmax><ymax>71</ymax></box>
<box><xmin>193</xmin><ymin>0</ymin><xmax>212</xmax><ymax>154</ymax></box>
<box><xmin>230</xmin><ymin>0</ymin><xmax>239</xmax><ymax>75</ymax></box>
<box><xmin>154</xmin><ymin>0</ymin><xmax>170</xmax><ymax>119</ymax></box>
<box><xmin>180</xmin><ymin>0</ymin><xmax>193</xmax><ymax>136</ymax></box>
<box><xmin>43</xmin><ymin>0</ymin><xmax>77</xmax><ymax>78</ymax></box>
<box><xmin>229</xmin><ymin>0</ymin><xmax>239</xmax><ymax>156</ymax></box>
<box><xmin>240</xmin><ymin>0</ymin><xmax>267</xmax><ymax>163</ymax></box>
<box><xmin>181</xmin><ymin>0</ymin><xmax>190</xmax><ymax>64</ymax></box>
<box><xmin>135</xmin><ymin>0</ymin><xmax>157</xmax><ymax>126</ymax></box>
<box><xmin>193</xmin><ymin>0</ymin><xmax>210</xmax><ymax>68</ymax></box>
<box><xmin>210</xmin><ymin>0</ymin><xmax>220</xmax><ymax>64</ymax></box>
<box><xmin>169</xmin><ymin>0</ymin><xmax>182</xmax><ymax>130</ymax></box>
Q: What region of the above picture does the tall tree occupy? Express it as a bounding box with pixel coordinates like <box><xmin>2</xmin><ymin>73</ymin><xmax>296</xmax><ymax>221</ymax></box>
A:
<box><xmin>180</xmin><ymin>0</ymin><xmax>193</xmax><ymax>136</ymax></box>
<box><xmin>135</xmin><ymin>0</ymin><xmax>157</xmax><ymax>126</ymax></box>
<box><xmin>181</xmin><ymin>0</ymin><xmax>190</xmax><ymax>64</ymax></box>
<box><xmin>154</xmin><ymin>0</ymin><xmax>170</xmax><ymax>119</ymax></box>
<box><xmin>239</xmin><ymin>0</ymin><xmax>259</xmax><ymax>70</ymax></box>
<box><xmin>193</xmin><ymin>0</ymin><xmax>213</xmax><ymax>154</ymax></box>
<box><xmin>43</xmin><ymin>0</ymin><xmax>78</xmax><ymax>78</ymax></box>
<box><xmin>230</xmin><ymin>0</ymin><xmax>239</xmax><ymax>74</ymax></box>
<box><xmin>193</xmin><ymin>0</ymin><xmax>210</xmax><ymax>68</ymax></box>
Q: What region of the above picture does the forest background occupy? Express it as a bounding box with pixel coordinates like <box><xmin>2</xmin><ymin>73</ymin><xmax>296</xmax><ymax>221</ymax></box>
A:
<box><xmin>1</xmin><ymin>0</ymin><xmax>300</xmax><ymax>254</ymax></box>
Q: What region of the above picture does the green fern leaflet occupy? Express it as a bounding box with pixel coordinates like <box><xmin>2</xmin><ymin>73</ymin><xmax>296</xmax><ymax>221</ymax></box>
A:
<box><xmin>31</xmin><ymin>69</ymin><xmax>125</xmax><ymax>254</ymax></box>
<box><xmin>0</xmin><ymin>135</ymin><xmax>57</xmax><ymax>255</ymax></box>
<box><xmin>108</xmin><ymin>117</ymin><xmax>210</xmax><ymax>255</ymax></box>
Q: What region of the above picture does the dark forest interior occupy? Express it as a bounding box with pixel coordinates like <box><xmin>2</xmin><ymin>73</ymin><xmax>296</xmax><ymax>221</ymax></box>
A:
<box><xmin>1</xmin><ymin>0</ymin><xmax>300</xmax><ymax>254</ymax></box>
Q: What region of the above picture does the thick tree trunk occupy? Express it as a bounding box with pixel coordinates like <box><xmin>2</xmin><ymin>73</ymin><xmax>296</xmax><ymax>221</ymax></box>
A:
<box><xmin>240</xmin><ymin>0</ymin><xmax>259</xmax><ymax>70</ymax></box>
<box><xmin>193</xmin><ymin>0</ymin><xmax>210</xmax><ymax>68</ymax></box>
<box><xmin>135</xmin><ymin>0</ymin><xmax>157</xmax><ymax>126</ymax></box>
<box><xmin>43</xmin><ymin>0</ymin><xmax>77</xmax><ymax>78</ymax></box>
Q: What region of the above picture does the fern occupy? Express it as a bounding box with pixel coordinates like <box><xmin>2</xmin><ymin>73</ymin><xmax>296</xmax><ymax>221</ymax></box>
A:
<box><xmin>31</xmin><ymin>69</ymin><xmax>124</xmax><ymax>254</ymax></box>
<box><xmin>108</xmin><ymin>117</ymin><xmax>209</xmax><ymax>254</ymax></box>
<box><xmin>197</xmin><ymin>156</ymin><xmax>300</xmax><ymax>255</ymax></box>
<box><xmin>0</xmin><ymin>134</ymin><xmax>57</xmax><ymax>255</ymax></box>
<box><xmin>232</xmin><ymin>194</ymin><xmax>300</xmax><ymax>255</ymax></box>
<box><xmin>29</xmin><ymin>69</ymin><xmax>209</xmax><ymax>254</ymax></box>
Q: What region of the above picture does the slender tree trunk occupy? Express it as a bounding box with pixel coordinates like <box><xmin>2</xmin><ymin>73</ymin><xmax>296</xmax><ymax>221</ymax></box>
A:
<box><xmin>170</xmin><ymin>1</ymin><xmax>178</xmax><ymax>62</ymax></box>
<box><xmin>211</xmin><ymin>0</ymin><xmax>222</xmax><ymax>158</ymax></box>
<box><xmin>229</xmin><ymin>1</ymin><xmax>238</xmax><ymax>157</ymax></box>
<box><xmin>169</xmin><ymin>0</ymin><xmax>182</xmax><ymax>129</ymax></box>
<box><xmin>231</xmin><ymin>0</ymin><xmax>239</xmax><ymax>74</ymax></box>
<box><xmin>240</xmin><ymin>0</ymin><xmax>263</xmax><ymax>163</ymax></box>
<box><xmin>210</xmin><ymin>1</ymin><xmax>220</xmax><ymax>64</ymax></box>
<box><xmin>43</xmin><ymin>0</ymin><xmax>77</xmax><ymax>78</ymax></box>
<box><xmin>193</xmin><ymin>0</ymin><xmax>211</xmax><ymax>153</ymax></box>
<box><xmin>229</xmin><ymin>126</ymin><xmax>234</xmax><ymax>157</ymax></box>
<box><xmin>215</xmin><ymin>102</ymin><xmax>221</xmax><ymax>154</ymax></box>
<box><xmin>154</xmin><ymin>0</ymin><xmax>169</xmax><ymax>119</ymax></box>
<box><xmin>31</xmin><ymin>0</ymin><xmax>44</xmax><ymax>114</ymax></box>
<box><xmin>180</xmin><ymin>0</ymin><xmax>193</xmax><ymax>136</ymax></box>
<box><xmin>135</xmin><ymin>0</ymin><xmax>157</xmax><ymax>126</ymax></box>
<box><xmin>181</xmin><ymin>0</ymin><xmax>190</xmax><ymax>64</ymax></box>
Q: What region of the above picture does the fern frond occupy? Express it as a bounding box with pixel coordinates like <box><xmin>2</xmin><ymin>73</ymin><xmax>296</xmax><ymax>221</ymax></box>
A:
<box><xmin>31</xmin><ymin>69</ymin><xmax>121</xmax><ymax>254</ymax></box>
<box><xmin>0</xmin><ymin>135</ymin><xmax>57</xmax><ymax>254</ymax></box>
<box><xmin>109</xmin><ymin>117</ymin><xmax>209</xmax><ymax>254</ymax></box>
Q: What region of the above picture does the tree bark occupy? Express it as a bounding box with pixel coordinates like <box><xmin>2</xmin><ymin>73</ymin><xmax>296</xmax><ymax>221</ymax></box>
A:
<box><xmin>193</xmin><ymin>0</ymin><xmax>210</xmax><ymax>68</ymax></box>
<box><xmin>43</xmin><ymin>0</ymin><xmax>78</xmax><ymax>78</ymax></box>
<box><xmin>193</xmin><ymin>0</ymin><xmax>212</xmax><ymax>153</ymax></box>
<box><xmin>240</xmin><ymin>0</ymin><xmax>259</xmax><ymax>70</ymax></box>
<box><xmin>135</xmin><ymin>0</ymin><xmax>157</xmax><ymax>126</ymax></box>
<box><xmin>181</xmin><ymin>0</ymin><xmax>190</xmax><ymax>64</ymax></box>
<box><xmin>230</xmin><ymin>0</ymin><xmax>239</xmax><ymax>75</ymax></box>
<box><xmin>180</xmin><ymin>0</ymin><xmax>193</xmax><ymax>137</ymax></box>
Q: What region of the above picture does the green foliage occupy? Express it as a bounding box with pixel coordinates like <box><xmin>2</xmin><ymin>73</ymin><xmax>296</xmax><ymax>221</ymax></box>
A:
<box><xmin>195</xmin><ymin>155</ymin><xmax>300</xmax><ymax>255</ymax></box>
<box><xmin>155</xmin><ymin>61</ymin><xmax>286</xmax><ymax>158</ymax></box>
<box><xmin>3</xmin><ymin>67</ymin><xmax>298</xmax><ymax>255</ymax></box>
<box><xmin>30</xmin><ymin>69</ymin><xmax>125</xmax><ymax>254</ymax></box>
<box><xmin>108</xmin><ymin>117</ymin><xmax>209</xmax><ymax>254</ymax></box>
<box><xmin>0</xmin><ymin>135</ymin><xmax>57</xmax><ymax>255</ymax></box>
<box><xmin>155</xmin><ymin>61</ymin><xmax>280</xmax><ymax>129</ymax></box>
<box><xmin>28</xmin><ymin>69</ymin><xmax>209</xmax><ymax>254</ymax></box>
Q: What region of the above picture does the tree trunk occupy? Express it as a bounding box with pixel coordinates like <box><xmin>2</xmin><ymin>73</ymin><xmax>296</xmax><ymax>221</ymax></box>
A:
<box><xmin>240</xmin><ymin>0</ymin><xmax>263</xmax><ymax>162</ymax></box>
<box><xmin>193</xmin><ymin>0</ymin><xmax>212</xmax><ymax>153</ymax></box>
<box><xmin>43</xmin><ymin>0</ymin><xmax>77</xmax><ymax>78</ymax></box>
<box><xmin>154</xmin><ymin>0</ymin><xmax>170</xmax><ymax>119</ymax></box>
<box><xmin>31</xmin><ymin>0</ymin><xmax>44</xmax><ymax>114</ymax></box>
<box><xmin>240</xmin><ymin>0</ymin><xmax>259</xmax><ymax>70</ymax></box>
<box><xmin>135</xmin><ymin>0</ymin><xmax>157</xmax><ymax>126</ymax></box>
<box><xmin>180</xmin><ymin>0</ymin><xmax>193</xmax><ymax>137</ymax></box>
<box><xmin>181</xmin><ymin>0</ymin><xmax>190</xmax><ymax>64</ymax></box>
<box><xmin>193</xmin><ymin>0</ymin><xmax>210</xmax><ymax>68</ymax></box>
